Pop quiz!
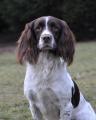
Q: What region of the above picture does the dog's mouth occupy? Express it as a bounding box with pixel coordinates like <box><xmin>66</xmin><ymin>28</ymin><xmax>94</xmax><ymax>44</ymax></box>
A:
<box><xmin>38</xmin><ymin>44</ymin><xmax>56</xmax><ymax>51</ymax></box>
<box><xmin>41</xmin><ymin>45</ymin><xmax>53</xmax><ymax>50</ymax></box>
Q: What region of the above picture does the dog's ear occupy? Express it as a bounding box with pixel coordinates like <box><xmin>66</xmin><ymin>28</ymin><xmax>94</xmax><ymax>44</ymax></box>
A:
<box><xmin>58</xmin><ymin>20</ymin><xmax>75</xmax><ymax>66</ymax></box>
<box><xmin>17</xmin><ymin>20</ymin><xmax>39</xmax><ymax>64</ymax></box>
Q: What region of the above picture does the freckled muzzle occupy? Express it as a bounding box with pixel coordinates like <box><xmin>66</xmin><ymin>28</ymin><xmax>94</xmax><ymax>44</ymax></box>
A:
<box><xmin>41</xmin><ymin>34</ymin><xmax>52</xmax><ymax>44</ymax></box>
<box><xmin>38</xmin><ymin>33</ymin><xmax>56</xmax><ymax>50</ymax></box>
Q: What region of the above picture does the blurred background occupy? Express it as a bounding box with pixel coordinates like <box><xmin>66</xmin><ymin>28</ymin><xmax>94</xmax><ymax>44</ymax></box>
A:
<box><xmin>0</xmin><ymin>0</ymin><xmax>96</xmax><ymax>120</ymax></box>
<box><xmin>0</xmin><ymin>0</ymin><xmax>96</xmax><ymax>43</ymax></box>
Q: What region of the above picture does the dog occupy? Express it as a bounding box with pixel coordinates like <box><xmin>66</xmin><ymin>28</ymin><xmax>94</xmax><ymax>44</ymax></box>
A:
<box><xmin>17</xmin><ymin>16</ymin><xmax>96</xmax><ymax>120</ymax></box>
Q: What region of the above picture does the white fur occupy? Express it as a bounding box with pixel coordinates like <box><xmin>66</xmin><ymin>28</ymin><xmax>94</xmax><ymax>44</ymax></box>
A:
<box><xmin>24</xmin><ymin>52</ymin><xmax>74</xmax><ymax>120</ymax></box>
<box><xmin>24</xmin><ymin>52</ymin><xmax>96</xmax><ymax>120</ymax></box>
<box><xmin>72</xmin><ymin>93</ymin><xmax>96</xmax><ymax>120</ymax></box>
<box><xmin>38</xmin><ymin>17</ymin><xmax>56</xmax><ymax>50</ymax></box>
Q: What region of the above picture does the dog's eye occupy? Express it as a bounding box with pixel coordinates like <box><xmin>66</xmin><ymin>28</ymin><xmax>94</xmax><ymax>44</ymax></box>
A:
<box><xmin>35</xmin><ymin>26</ymin><xmax>42</xmax><ymax>32</ymax></box>
<box><xmin>35</xmin><ymin>22</ymin><xmax>44</xmax><ymax>33</ymax></box>
<box><xmin>52</xmin><ymin>26</ymin><xmax>59</xmax><ymax>34</ymax></box>
<box><xmin>52</xmin><ymin>27</ymin><xmax>59</xmax><ymax>33</ymax></box>
<box><xmin>50</xmin><ymin>23</ymin><xmax>59</xmax><ymax>33</ymax></box>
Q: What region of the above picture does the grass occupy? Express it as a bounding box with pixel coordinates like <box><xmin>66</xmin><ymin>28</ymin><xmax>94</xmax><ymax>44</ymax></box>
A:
<box><xmin>0</xmin><ymin>42</ymin><xmax>96</xmax><ymax>119</ymax></box>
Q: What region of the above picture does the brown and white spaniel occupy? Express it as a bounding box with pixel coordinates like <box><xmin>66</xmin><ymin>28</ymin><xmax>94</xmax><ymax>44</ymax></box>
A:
<box><xmin>17</xmin><ymin>16</ymin><xmax>96</xmax><ymax>120</ymax></box>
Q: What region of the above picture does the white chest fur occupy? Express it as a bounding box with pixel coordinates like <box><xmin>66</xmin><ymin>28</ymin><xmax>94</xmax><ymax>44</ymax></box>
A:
<box><xmin>24</xmin><ymin>52</ymin><xmax>73</xmax><ymax>94</ymax></box>
<box><xmin>24</xmin><ymin>52</ymin><xmax>74</xmax><ymax>120</ymax></box>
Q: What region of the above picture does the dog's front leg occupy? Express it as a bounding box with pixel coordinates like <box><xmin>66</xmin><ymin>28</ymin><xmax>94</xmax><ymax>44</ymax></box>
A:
<box><xmin>60</xmin><ymin>102</ymin><xmax>73</xmax><ymax>120</ymax></box>
<box><xmin>29</xmin><ymin>101</ymin><xmax>43</xmax><ymax>120</ymax></box>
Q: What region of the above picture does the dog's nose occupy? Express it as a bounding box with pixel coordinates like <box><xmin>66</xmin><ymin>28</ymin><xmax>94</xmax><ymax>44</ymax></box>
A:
<box><xmin>42</xmin><ymin>35</ymin><xmax>52</xmax><ymax>43</ymax></box>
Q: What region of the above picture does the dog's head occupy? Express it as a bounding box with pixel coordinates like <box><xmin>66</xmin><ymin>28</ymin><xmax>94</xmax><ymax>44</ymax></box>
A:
<box><xmin>17</xmin><ymin>16</ymin><xmax>75</xmax><ymax>65</ymax></box>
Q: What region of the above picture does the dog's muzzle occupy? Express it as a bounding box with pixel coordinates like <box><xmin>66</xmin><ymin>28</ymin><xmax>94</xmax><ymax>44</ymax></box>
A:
<box><xmin>38</xmin><ymin>34</ymin><xmax>56</xmax><ymax>50</ymax></box>
<box><xmin>41</xmin><ymin>34</ymin><xmax>52</xmax><ymax>44</ymax></box>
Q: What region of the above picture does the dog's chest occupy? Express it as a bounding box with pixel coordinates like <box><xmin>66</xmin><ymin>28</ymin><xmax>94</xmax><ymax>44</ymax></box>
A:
<box><xmin>33</xmin><ymin>87</ymin><xmax>60</xmax><ymax>120</ymax></box>
<box><xmin>24</xmin><ymin>56</ymin><xmax>72</xmax><ymax>120</ymax></box>
<box><xmin>25</xmin><ymin>69</ymin><xmax>72</xmax><ymax>120</ymax></box>
<box><xmin>28</xmin><ymin>83</ymin><xmax>71</xmax><ymax>120</ymax></box>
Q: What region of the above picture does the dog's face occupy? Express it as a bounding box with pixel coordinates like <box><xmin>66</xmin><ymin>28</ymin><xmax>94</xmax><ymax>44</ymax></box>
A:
<box><xmin>34</xmin><ymin>17</ymin><xmax>61</xmax><ymax>51</ymax></box>
<box><xmin>17</xmin><ymin>16</ymin><xmax>75</xmax><ymax>65</ymax></box>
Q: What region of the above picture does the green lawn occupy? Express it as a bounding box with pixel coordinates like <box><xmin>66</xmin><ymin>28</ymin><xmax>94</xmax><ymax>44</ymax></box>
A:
<box><xmin>0</xmin><ymin>42</ymin><xmax>96</xmax><ymax>119</ymax></box>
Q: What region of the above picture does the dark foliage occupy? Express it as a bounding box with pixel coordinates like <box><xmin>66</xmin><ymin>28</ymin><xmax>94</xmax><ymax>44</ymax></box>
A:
<box><xmin>0</xmin><ymin>0</ymin><xmax>96</xmax><ymax>41</ymax></box>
